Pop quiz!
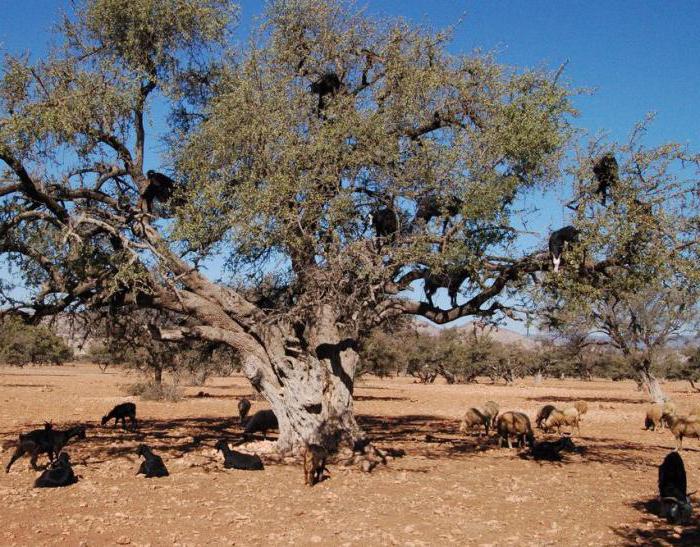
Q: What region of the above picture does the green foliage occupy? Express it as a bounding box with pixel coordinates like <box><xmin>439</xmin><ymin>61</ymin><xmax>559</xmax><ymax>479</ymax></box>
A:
<box><xmin>0</xmin><ymin>316</ymin><xmax>73</xmax><ymax>366</ymax></box>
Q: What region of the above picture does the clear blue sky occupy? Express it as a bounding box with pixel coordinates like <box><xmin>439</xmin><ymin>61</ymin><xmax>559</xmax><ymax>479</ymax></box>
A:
<box><xmin>1</xmin><ymin>1</ymin><xmax>699</xmax><ymax>332</ymax></box>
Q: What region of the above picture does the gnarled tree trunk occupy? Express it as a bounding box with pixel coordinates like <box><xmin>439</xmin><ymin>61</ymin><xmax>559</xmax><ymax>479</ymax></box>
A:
<box><xmin>635</xmin><ymin>357</ymin><xmax>665</xmax><ymax>403</ymax></box>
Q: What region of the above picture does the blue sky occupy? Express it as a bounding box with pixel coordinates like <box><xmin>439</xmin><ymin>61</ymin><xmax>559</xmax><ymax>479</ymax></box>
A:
<box><xmin>1</xmin><ymin>1</ymin><xmax>699</xmax><ymax>333</ymax></box>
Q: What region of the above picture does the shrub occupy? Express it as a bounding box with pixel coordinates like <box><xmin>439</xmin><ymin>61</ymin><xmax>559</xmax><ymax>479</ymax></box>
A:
<box><xmin>0</xmin><ymin>316</ymin><xmax>73</xmax><ymax>366</ymax></box>
<box><xmin>123</xmin><ymin>381</ymin><xmax>182</xmax><ymax>402</ymax></box>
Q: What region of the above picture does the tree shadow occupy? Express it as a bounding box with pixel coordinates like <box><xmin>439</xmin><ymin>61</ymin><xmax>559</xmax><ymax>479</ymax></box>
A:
<box><xmin>610</xmin><ymin>497</ymin><xmax>700</xmax><ymax>546</ymax></box>
<box><xmin>0</xmin><ymin>384</ymin><xmax>48</xmax><ymax>388</ymax></box>
<box><xmin>354</xmin><ymin>395</ymin><xmax>410</xmax><ymax>402</ymax></box>
<box><xmin>527</xmin><ymin>395</ymin><xmax>645</xmax><ymax>405</ymax></box>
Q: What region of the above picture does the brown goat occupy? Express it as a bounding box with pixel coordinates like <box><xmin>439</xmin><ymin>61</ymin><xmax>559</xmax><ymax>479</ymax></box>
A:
<box><xmin>496</xmin><ymin>412</ymin><xmax>534</xmax><ymax>449</ymax></box>
<box><xmin>669</xmin><ymin>415</ymin><xmax>700</xmax><ymax>451</ymax></box>
<box><xmin>544</xmin><ymin>408</ymin><xmax>580</xmax><ymax>435</ymax></box>
<box><xmin>303</xmin><ymin>444</ymin><xmax>329</xmax><ymax>486</ymax></box>
<box><xmin>482</xmin><ymin>401</ymin><xmax>499</xmax><ymax>429</ymax></box>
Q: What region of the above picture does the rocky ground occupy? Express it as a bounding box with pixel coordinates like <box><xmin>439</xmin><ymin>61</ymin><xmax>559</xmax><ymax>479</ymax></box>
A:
<box><xmin>1</xmin><ymin>363</ymin><xmax>699</xmax><ymax>546</ymax></box>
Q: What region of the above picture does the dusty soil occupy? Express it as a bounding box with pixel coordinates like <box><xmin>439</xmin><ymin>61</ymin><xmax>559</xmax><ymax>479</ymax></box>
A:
<box><xmin>1</xmin><ymin>364</ymin><xmax>699</xmax><ymax>546</ymax></box>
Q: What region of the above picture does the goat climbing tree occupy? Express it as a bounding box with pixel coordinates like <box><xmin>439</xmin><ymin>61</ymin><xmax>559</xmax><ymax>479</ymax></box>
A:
<box><xmin>2</xmin><ymin>0</ymin><xmax>695</xmax><ymax>451</ymax></box>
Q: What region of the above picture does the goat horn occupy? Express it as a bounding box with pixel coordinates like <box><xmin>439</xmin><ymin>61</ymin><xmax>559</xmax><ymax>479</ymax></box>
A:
<box><xmin>662</xmin><ymin>497</ymin><xmax>680</xmax><ymax>502</ymax></box>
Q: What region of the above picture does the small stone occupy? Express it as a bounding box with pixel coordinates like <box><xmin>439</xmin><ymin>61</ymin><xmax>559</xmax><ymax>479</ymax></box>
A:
<box><xmin>116</xmin><ymin>536</ymin><xmax>131</xmax><ymax>545</ymax></box>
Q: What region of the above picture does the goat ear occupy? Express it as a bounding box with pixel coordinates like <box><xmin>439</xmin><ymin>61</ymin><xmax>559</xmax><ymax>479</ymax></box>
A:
<box><xmin>662</xmin><ymin>497</ymin><xmax>680</xmax><ymax>503</ymax></box>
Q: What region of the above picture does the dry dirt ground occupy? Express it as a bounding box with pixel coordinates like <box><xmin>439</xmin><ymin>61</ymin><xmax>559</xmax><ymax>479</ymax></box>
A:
<box><xmin>1</xmin><ymin>364</ymin><xmax>700</xmax><ymax>546</ymax></box>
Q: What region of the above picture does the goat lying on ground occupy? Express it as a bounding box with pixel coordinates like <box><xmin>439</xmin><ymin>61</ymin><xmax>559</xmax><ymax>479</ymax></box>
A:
<box><xmin>101</xmin><ymin>402</ymin><xmax>137</xmax><ymax>430</ymax></box>
<box><xmin>658</xmin><ymin>451</ymin><xmax>693</xmax><ymax>524</ymax></box>
<box><xmin>6</xmin><ymin>425</ymin><xmax>86</xmax><ymax>472</ymax></box>
<box><xmin>34</xmin><ymin>452</ymin><xmax>78</xmax><ymax>488</ymax></box>
<box><xmin>525</xmin><ymin>437</ymin><xmax>577</xmax><ymax>461</ymax></box>
<box><xmin>136</xmin><ymin>445</ymin><xmax>169</xmax><ymax>478</ymax></box>
<box><xmin>303</xmin><ymin>444</ymin><xmax>329</xmax><ymax>486</ymax></box>
<box><xmin>238</xmin><ymin>398</ymin><xmax>251</xmax><ymax>424</ymax></box>
<box><xmin>214</xmin><ymin>440</ymin><xmax>264</xmax><ymax>470</ymax></box>
<box><xmin>243</xmin><ymin>410</ymin><xmax>278</xmax><ymax>439</ymax></box>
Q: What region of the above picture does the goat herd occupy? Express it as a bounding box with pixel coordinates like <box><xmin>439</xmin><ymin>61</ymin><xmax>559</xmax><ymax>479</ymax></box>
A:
<box><xmin>459</xmin><ymin>399</ymin><xmax>696</xmax><ymax>525</ymax></box>
<box><xmin>2</xmin><ymin>395</ymin><xmax>697</xmax><ymax>527</ymax></box>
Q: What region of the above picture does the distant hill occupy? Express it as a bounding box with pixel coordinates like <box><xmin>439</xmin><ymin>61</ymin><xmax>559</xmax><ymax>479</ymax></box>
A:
<box><xmin>413</xmin><ymin>319</ymin><xmax>538</xmax><ymax>348</ymax></box>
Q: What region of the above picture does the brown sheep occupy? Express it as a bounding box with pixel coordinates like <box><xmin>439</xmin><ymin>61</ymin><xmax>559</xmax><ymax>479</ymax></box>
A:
<box><xmin>669</xmin><ymin>415</ymin><xmax>700</xmax><ymax>451</ymax></box>
<box><xmin>459</xmin><ymin>408</ymin><xmax>490</xmax><ymax>436</ymax></box>
<box><xmin>496</xmin><ymin>411</ymin><xmax>534</xmax><ymax>449</ymax></box>
<box><xmin>544</xmin><ymin>408</ymin><xmax>580</xmax><ymax>435</ymax></box>
<box><xmin>645</xmin><ymin>404</ymin><xmax>676</xmax><ymax>431</ymax></box>
<box><xmin>482</xmin><ymin>401</ymin><xmax>499</xmax><ymax>429</ymax></box>
<box><xmin>574</xmin><ymin>401</ymin><xmax>589</xmax><ymax>417</ymax></box>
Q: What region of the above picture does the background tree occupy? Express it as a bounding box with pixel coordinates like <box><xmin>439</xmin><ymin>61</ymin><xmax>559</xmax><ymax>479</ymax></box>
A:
<box><xmin>0</xmin><ymin>315</ymin><xmax>73</xmax><ymax>366</ymax></box>
<box><xmin>535</xmin><ymin>126</ymin><xmax>699</xmax><ymax>402</ymax></box>
<box><xmin>3</xmin><ymin>0</ymin><xmax>668</xmax><ymax>452</ymax></box>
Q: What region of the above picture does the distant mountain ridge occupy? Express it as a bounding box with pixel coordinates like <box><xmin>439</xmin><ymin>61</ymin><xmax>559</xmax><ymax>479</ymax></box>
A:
<box><xmin>413</xmin><ymin>319</ymin><xmax>538</xmax><ymax>348</ymax></box>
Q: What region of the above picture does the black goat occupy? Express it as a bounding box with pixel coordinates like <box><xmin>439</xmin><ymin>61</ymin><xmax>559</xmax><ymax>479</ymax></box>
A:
<box><xmin>658</xmin><ymin>451</ymin><xmax>693</xmax><ymax>524</ymax></box>
<box><xmin>548</xmin><ymin>225</ymin><xmax>579</xmax><ymax>273</ymax></box>
<box><xmin>238</xmin><ymin>398</ymin><xmax>251</xmax><ymax>424</ymax></box>
<box><xmin>34</xmin><ymin>452</ymin><xmax>78</xmax><ymax>488</ymax></box>
<box><xmin>136</xmin><ymin>444</ymin><xmax>169</xmax><ymax>478</ymax></box>
<box><xmin>214</xmin><ymin>440</ymin><xmax>264</xmax><ymax>471</ymax></box>
<box><xmin>592</xmin><ymin>153</ymin><xmax>619</xmax><ymax>206</ymax></box>
<box><xmin>243</xmin><ymin>410</ymin><xmax>279</xmax><ymax>440</ymax></box>
<box><xmin>370</xmin><ymin>207</ymin><xmax>399</xmax><ymax>241</ymax></box>
<box><xmin>101</xmin><ymin>402</ymin><xmax>137</xmax><ymax>430</ymax></box>
<box><xmin>6</xmin><ymin>425</ymin><xmax>86</xmax><ymax>472</ymax></box>
<box><xmin>303</xmin><ymin>444</ymin><xmax>329</xmax><ymax>486</ymax></box>
<box><xmin>527</xmin><ymin>436</ymin><xmax>577</xmax><ymax>461</ymax></box>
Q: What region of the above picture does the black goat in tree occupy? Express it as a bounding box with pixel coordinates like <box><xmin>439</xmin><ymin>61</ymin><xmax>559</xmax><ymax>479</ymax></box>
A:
<box><xmin>142</xmin><ymin>170</ymin><xmax>176</xmax><ymax>212</ymax></box>
<box><xmin>369</xmin><ymin>206</ymin><xmax>399</xmax><ymax>244</ymax></box>
<box><xmin>592</xmin><ymin>153</ymin><xmax>619</xmax><ymax>206</ymax></box>
<box><xmin>310</xmin><ymin>72</ymin><xmax>343</xmax><ymax>116</ymax></box>
<box><xmin>658</xmin><ymin>451</ymin><xmax>693</xmax><ymax>524</ymax></box>
<box><xmin>34</xmin><ymin>452</ymin><xmax>78</xmax><ymax>488</ymax></box>
<box><xmin>548</xmin><ymin>225</ymin><xmax>579</xmax><ymax>273</ymax></box>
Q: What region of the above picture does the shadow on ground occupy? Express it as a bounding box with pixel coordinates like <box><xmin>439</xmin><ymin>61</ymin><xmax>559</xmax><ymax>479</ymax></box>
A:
<box><xmin>527</xmin><ymin>395</ymin><xmax>645</xmax><ymax>405</ymax></box>
<box><xmin>610</xmin><ymin>497</ymin><xmax>700</xmax><ymax>546</ymax></box>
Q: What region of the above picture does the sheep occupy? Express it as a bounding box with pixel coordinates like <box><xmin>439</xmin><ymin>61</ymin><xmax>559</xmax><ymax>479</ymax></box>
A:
<box><xmin>669</xmin><ymin>416</ymin><xmax>700</xmax><ymax>451</ymax></box>
<box><xmin>303</xmin><ymin>444</ymin><xmax>329</xmax><ymax>486</ymax></box>
<box><xmin>243</xmin><ymin>409</ymin><xmax>278</xmax><ymax>440</ymax></box>
<box><xmin>135</xmin><ymin>444</ymin><xmax>169</xmax><ymax>478</ymax></box>
<box><xmin>34</xmin><ymin>452</ymin><xmax>78</xmax><ymax>488</ymax></box>
<box><xmin>459</xmin><ymin>407</ymin><xmax>490</xmax><ymax>436</ymax></box>
<box><xmin>5</xmin><ymin>425</ymin><xmax>86</xmax><ymax>473</ymax></box>
<box><xmin>101</xmin><ymin>402</ymin><xmax>137</xmax><ymax>430</ymax></box>
<box><xmin>544</xmin><ymin>408</ymin><xmax>580</xmax><ymax>435</ymax></box>
<box><xmin>658</xmin><ymin>451</ymin><xmax>692</xmax><ymax>524</ymax></box>
<box><xmin>527</xmin><ymin>436</ymin><xmax>577</xmax><ymax>461</ymax></box>
<box><xmin>238</xmin><ymin>398</ymin><xmax>251</xmax><ymax>424</ymax></box>
<box><xmin>574</xmin><ymin>401</ymin><xmax>589</xmax><ymax>417</ymax></box>
<box><xmin>496</xmin><ymin>412</ymin><xmax>535</xmax><ymax>449</ymax></box>
<box><xmin>644</xmin><ymin>403</ymin><xmax>676</xmax><ymax>431</ymax></box>
<box><xmin>482</xmin><ymin>401</ymin><xmax>499</xmax><ymax>429</ymax></box>
<box><xmin>535</xmin><ymin>404</ymin><xmax>558</xmax><ymax>429</ymax></box>
<box><xmin>214</xmin><ymin>440</ymin><xmax>264</xmax><ymax>471</ymax></box>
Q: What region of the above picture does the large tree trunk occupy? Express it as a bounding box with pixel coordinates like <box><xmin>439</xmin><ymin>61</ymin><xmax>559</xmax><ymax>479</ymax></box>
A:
<box><xmin>237</xmin><ymin>305</ymin><xmax>365</xmax><ymax>454</ymax></box>
<box><xmin>153</xmin><ymin>365</ymin><xmax>163</xmax><ymax>385</ymax></box>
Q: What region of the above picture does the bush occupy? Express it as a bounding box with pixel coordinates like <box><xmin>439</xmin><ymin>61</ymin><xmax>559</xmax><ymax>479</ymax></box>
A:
<box><xmin>0</xmin><ymin>316</ymin><xmax>73</xmax><ymax>366</ymax></box>
<box><xmin>123</xmin><ymin>381</ymin><xmax>182</xmax><ymax>402</ymax></box>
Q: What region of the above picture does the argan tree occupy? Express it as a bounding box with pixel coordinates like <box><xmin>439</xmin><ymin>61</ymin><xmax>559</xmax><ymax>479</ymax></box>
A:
<box><xmin>536</xmin><ymin>126</ymin><xmax>699</xmax><ymax>402</ymax></box>
<box><xmin>1</xmin><ymin>0</ymin><xmax>600</xmax><ymax>452</ymax></box>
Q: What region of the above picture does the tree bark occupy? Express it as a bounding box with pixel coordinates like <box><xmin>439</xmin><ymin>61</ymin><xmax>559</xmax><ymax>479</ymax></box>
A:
<box><xmin>154</xmin><ymin>365</ymin><xmax>163</xmax><ymax>385</ymax></box>
<box><xmin>638</xmin><ymin>368</ymin><xmax>665</xmax><ymax>403</ymax></box>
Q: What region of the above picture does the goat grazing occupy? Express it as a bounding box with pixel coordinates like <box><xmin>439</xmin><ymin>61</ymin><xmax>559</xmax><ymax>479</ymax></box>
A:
<box><xmin>34</xmin><ymin>452</ymin><xmax>78</xmax><ymax>488</ymax></box>
<box><xmin>238</xmin><ymin>398</ymin><xmax>251</xmax><ymax>424</ymax></box>
<box><xmin>101</xmin><ymin>402</ymin><xmax>137</xmax><ymax>430</ymax></box>
<box><xmin>536</xmin><ymin>404</ymin><xmax>557</xmax><ymax>429</ymax></box>
<box><xmin>548</xmin><ymin>225</ymin><xmax>579</xmax><ymax>273</ymax></box>
<box><xmin>214</xmin><ymin>440</ymin><xmax>264</xmax><ymax>471</ymax></box>
<box><xmin>243</xmin><ymin>409</ymin><xmax>278</xmax><ymax>440</ymax></box>
<box><xmin>136</xmin><ymin>445</ymin><xmax>169</xmax><ymax>478</ymax></box>
<box><xmin>544</xmin><ymin>408</ymin><xmax>580</xmax><ymax>435</ymax></box>
<box><xmin>303</xmin><ymin>444</ymin><xmax>329</xmax><ymax>486</ymax></box>
<box><xmin>482</xmin><ymin>401</ymin><xmax>499</xmax><ymax>429</ymax></box>
<box><xmin>496</xmin><ymin>412</ymin><xmax>535</xmax><ymax>449</ymax></box>
<box><xmin>527</xmin><ymin>436</ymin><xmax>577</xmax><ymax>462</ymax></box>
<box><xmin>658</xmin><ymin>451</ymin><xmax>693</xmax><ymax>524</ymax></box>
<box><xmin>459</xmin><ymin>408</ymin><xmax>490</xmax><ymax>436</ymax></box>
<box><xmin>669</xmin><ymin>415</ymin><xmax>700</xmax><ymax>451</ymax></box>
<box><xmin>6</xmin><ymin>425</ymin><xmax>86</xmax><ymax>473</ymax></box>
<box><xmin>645</xmin><ymin>404</ymin><xmax>676</xmax><ymax>431</ymax></box>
